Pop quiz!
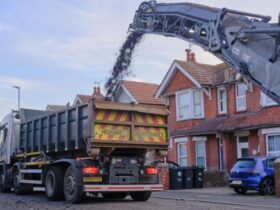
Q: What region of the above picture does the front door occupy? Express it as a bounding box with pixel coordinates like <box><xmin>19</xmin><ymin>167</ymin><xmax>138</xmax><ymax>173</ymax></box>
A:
<box><xmin>237</xmin><ymin>136</ymin><xmax>249</xmax><ymax>158</ymax></box>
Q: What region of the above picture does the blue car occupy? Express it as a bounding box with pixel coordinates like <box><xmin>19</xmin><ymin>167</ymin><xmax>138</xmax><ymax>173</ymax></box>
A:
<box><xmin>228</xmin><ymin>157</ymin><xmax>278</xmax><ymax>195</ymax></box>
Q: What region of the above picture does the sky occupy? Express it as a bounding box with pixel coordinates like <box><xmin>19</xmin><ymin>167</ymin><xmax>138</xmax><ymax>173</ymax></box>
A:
<box><xmin>0</xmin><ymin>0</ymin><xmax>279</xmax><ymax>119</ymax></box>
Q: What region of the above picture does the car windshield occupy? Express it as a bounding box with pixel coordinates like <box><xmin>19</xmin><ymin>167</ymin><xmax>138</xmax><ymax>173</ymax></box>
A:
<box><xmin>234</xmin><ymin>159</ymin><xmax>256</xmax><ymax>169</ymax></box>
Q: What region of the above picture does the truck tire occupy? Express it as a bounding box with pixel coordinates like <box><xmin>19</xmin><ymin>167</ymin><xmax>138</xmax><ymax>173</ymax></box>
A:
<box><xmin>0</xmin><ymin>166</ymin><xmax>10</xmax><ymax>193</ymax></box>
<box><xmin>45</xmin><ymin>166</ymin><xmax>64</xmax><ymax>201</ymax></box>
<box><xmin>12</xmin><ymin>168</ymin><xmax>27</xmax><ymax>195</ymax></box>
<box><xmin>63</xmin><ymin>166</ymin><xmax>85</xmax><ymax>203</ymax></box>
<box><xmin>130</xmin><ymin>191</ymin><xmax>152</xmax><ymax>201</ymax></box>
<box><xmin>102</xmin><ymin>192</ymin><xmax>128</xmax><ymax>199</ymax></box>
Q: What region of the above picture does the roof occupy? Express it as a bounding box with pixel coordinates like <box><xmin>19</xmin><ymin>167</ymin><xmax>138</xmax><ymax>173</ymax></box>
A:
<box><xmin>76</xmin><ymin>94</ymin><xmax>92</xmax><ymax>104</ymax></box>
<box><xmin>217</xmin><ymin>111</ymin><xmax>280</xmax><ymax>132</ymax></box>
<box><xmin>122</xmin><ymin>80</ymin><xmax>165</xmax><ymax>105</ymax></box>
<box><xmin>170</xmin><ymin>116</ymin><xmax>227</xmax><ymax>137</ymax></box>
<box><xmin>46</xmin><ymin>105</ymin><xmax>67</xmax><ymax>112</ymax></box>
<box><xmin>155</xmin><ymin>60</ymin><xmax>234</xmax><ymax>97</ymax></box>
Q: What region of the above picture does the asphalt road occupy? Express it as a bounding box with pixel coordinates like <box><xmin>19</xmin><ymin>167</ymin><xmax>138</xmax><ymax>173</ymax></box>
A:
<box><xmin>0</xmin><ymin>188</ymin><xmax>279</xmax><ymax>210</ymax></box>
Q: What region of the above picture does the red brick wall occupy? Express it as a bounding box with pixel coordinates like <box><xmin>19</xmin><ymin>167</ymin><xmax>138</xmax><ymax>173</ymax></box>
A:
<box><xmin>223</xmin><ymin>133</ymin><xmax>237</xmax><ymax>171</ymax></box>
<box><xmin>164</xmin><ymin>70</ymin><xmax>196</xmax><ymax>95</ymax></box>
<box><xmin>248</xmin><ymin>130</ymin><xmax>259</xmax><ymax>156</ymax></box>
<box><xmin>206</xmin><ymin>135</ymin><xmax>219</xmax><ymax>170</ymax></box>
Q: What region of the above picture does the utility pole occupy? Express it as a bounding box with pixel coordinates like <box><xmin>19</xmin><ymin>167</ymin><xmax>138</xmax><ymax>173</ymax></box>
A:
<box><xmin>12</xmin><ymin>86</ymin><xmax>20</xmax><ymax>111</ymax></box>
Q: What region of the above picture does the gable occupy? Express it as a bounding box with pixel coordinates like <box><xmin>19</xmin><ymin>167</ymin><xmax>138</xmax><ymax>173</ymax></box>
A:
<box><xmin>117</xmin><ymin>86</ymin><xmax>136</xmax><ymax>103</ymax></box>
<box><xmin>164</xmin><ymin>69</ymin><xmax>198</xmax><ymax>95</ymax></box>
<box><xmin>155</xmin><ymin>61</ymin><xmax>201</xmax><ymax>98</ymax></box>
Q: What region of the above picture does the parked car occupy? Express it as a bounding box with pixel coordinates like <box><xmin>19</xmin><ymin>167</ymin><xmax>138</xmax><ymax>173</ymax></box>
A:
<box><xmin>228</xmin><ymin>157</ymin><xmax>278</xmax><ymax>195</ymax></box>
<box><xmin>151</xmin><ymin>160</ymin><xmax>179</xmax><ymax>169</ymax></box>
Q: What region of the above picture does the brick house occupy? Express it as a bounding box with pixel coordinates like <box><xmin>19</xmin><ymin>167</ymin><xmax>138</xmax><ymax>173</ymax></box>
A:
<box><xmin>156</xmin><ymin>49</ymin><xmax>280</xmax><ymax>173</ymax></box>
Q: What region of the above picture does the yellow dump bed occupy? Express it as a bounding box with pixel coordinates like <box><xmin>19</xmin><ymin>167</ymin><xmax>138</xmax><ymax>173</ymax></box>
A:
<box><xmin>92</xmin><ymin>101</ymin><xmax>168</xmax><ymax>149</ymax></box>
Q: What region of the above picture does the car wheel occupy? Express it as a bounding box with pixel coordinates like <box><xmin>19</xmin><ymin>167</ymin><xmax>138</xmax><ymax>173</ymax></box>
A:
<box><xmin>130</xmin><ymin>191</ymin><xmax>152</xmax><ymax>201</ymax></box>
<box><xmin>233</xmin><ymin>188</ymin><xmax>247</xmax><ymax>195</ymax></box>
<box><xmin>0</xmin><ymin>166</ymin><xmax>10</xmax><ymax>193</ymax></box>
<box><xmin>259</xmin><ymin>177</ymin><xmax>275</xmax><ymax>195</ymax></box>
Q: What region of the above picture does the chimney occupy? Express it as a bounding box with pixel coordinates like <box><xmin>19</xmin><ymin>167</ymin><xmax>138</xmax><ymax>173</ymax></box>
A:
<box><xmin>92</xmin><ymin>86</ymin><xmax>105</xmax><ymax>101</ymax></box>
<box><xmin>93</xmin><ymin>86</ymin><xmax>97</xmax><ymax>95</ymax></box>
<box><xmin>190</xmin><ymin>52</ymin><xmax>196</xmax><ymax>62</ymax></box>
<box><xmin>185</xmin><ymin>49</ymin><xmax>191</xmax><ymax>62</ymax></box>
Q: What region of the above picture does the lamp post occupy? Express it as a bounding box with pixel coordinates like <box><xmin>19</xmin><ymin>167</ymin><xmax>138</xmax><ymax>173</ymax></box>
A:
<box><xmin>12</xmin><ymin>86</ymin><xmax>20</xmax><ymax>111</ymax></box>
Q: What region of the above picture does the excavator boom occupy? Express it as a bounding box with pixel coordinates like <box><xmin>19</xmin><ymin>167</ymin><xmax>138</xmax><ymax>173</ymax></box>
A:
<box><xmin>129</xmin><ymin>1</ymin><xmax>280</xmax><ymax>103</ymax></box>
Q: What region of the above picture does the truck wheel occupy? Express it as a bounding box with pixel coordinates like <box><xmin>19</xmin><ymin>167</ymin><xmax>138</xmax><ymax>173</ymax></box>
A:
<box><xmin>12</xmin><ymin>168</ymin><xmax>26</xmax><ymax>195</ymax></box>
<box><xmin>45</xmin><ymin>166</ymin><xmax>64</xmax><ymax>201</ymax></box>
<box><xmin>63</xmin><ymin>166</ymin><xmax>85</xmax><ymax>203</ymax></box>
<box><xmin>102</xmin><ymin>192</ymin><xmax>128</xmax><ymax>199</ymax></box>
<box><xmin>0</xmin><ymin>167</ymin><xmax>10</xmax><ymax>193</ymax></box>
<box><xmin>130</xmin><ymin>191</ymin><xmax>152</xmax><ymax>201</ymax></box>
<box><xmin>259</xmin><ymin>177</ymin><xmax>275</xmax><ymax>195</ymax></box>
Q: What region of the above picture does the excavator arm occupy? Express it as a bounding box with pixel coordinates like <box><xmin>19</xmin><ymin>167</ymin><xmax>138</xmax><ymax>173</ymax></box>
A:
<box><xmin>129</xmin><ymin>1</ymin><xmax>280</xmax><ymax>103</ymax></box>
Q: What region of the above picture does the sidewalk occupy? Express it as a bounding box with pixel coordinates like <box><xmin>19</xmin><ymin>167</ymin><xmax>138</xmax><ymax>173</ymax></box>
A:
<box><xmin>153</xmin><ymin>187</ymin><xmax>280</xmax><ymax>209</ymax></box>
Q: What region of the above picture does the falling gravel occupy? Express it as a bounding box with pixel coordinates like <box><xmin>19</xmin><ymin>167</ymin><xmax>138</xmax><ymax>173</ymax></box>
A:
<box><xmin>105</xmin><ymin>32</ymin><xmax>143</xmax><ymax>98</ymax></box>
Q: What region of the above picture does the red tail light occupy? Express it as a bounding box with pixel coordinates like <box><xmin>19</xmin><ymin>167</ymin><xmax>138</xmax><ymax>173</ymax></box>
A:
<box><xmin>146</xmin><ymin>167</ymin><xmax>158</xmax><ymax>175</ymax></box>
<box><xmin>83</xmin><ymin>167</ymin><xmax>100</xmax><ymax>174</ymax></box>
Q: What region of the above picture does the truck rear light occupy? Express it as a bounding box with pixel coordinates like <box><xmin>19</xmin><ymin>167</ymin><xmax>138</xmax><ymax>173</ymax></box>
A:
<box><xmin>83</xmin><ymin>167</ymin><xmax>100</xmax><ymax>174</ymax></box>
<box><xmin>146</xmin><ymin>167</ymin><xmax>158</xmax><ymax>175</ymax></box>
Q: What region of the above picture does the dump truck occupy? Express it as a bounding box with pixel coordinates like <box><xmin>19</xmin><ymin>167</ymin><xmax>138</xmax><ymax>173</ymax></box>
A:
<box><xmin>0</xmin><ymin>100</ymin><xmax>168</xmax><ymax>203</ymax></box>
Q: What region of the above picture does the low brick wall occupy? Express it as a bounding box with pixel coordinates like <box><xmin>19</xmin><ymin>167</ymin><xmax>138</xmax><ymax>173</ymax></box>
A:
<box><xmin>203</xmin><ymin>170</ymin><xmax>228</xmax><ymax>187</ymax></box>
<box><xmin>275</xmin><ymin>158</ymin><xmax>280</xmax><ymax>197</ymax></box>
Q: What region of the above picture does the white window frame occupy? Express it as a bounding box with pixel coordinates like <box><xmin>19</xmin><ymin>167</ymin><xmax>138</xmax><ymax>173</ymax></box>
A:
<box><xmin>266</xmin><ymin>134</ymin><xmax>280</xmax><ymax>157</ymax></box>
<box><xmin>236</xmin><ymin>136</ymin><xmax>249</xmax><ymax>158</ymax></box>
<box><xmin>177</xmin><ymin>142</ymin><xmax>188</xmax><ymax>166</ymax></box>
<box><xmin>217</xmin><ymin>87</ymin><xmax>227</xmax><ymax>114</ymax></box>
<box><xmin>195</xmin><ymin>140</ymin><xmax>207</xmax><ymax>169</ymax></box>
<box><xmin>260</xmin><ymin>92</ymin><xmax>278</xmax><ymax>107</ymax></box>
<box><xmin>235</xmin><ymin>83</ymin><xmax>247</xmax><ymax>111</ymax></box>
<box><xmin>176</xmin><ymin>89</ymin><xmax>204</xmax><ymax>121</ymax></box>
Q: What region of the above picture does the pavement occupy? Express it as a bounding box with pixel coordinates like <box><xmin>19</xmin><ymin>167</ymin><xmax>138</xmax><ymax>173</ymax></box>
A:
<box><xmin>153</xmin><ymin>187</ymin><xmax>280</xmax><ymax>209</ymax></box>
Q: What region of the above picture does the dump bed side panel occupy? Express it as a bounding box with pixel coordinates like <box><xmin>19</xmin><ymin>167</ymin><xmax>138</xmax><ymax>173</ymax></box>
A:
<box><xmin>19</xmin><ymin>104</ymin><xmax>91</xmax><ymax>154</ymax></box>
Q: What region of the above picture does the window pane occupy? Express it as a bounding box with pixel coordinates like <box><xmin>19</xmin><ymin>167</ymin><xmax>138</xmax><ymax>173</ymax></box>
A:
<box><xmin>194</xmin><ymin>104</ymin><xmax>202</xmax><ymax>117</ymax></box>
<box><xmin>179</xmin><ymin>157</ymin><xmax>187</xmax><ymax>166</ymax></box>
<box><xmin>274</xmin><ymin>136</ymin><xmax>280</xmax><ymax>151</ymax></box>
<box><xmin>178</xmin><ymin>92</ymin><xmax>189</xmax><ymax>106</ymax></box>
<box><xmin>196</xmin><ymin>142</ymin><xmax>205</xmax><ymax>157</ymax></box>
<box><xmin>237</xmin><ymin>97</ymin><xmax>246</xmax><ymax>108</ymax></box>
<box><xmin>179</xmin><ymin>144</ymin><xmax>187</xmax><ymax>156</ymax></box>
<box><xmin>268</xmin><ymin>136</ymin><xmax>274</xmax><ymax>151</ymax></box>
<box><xmin>237</xmin><ymin>84</ymin><xmax>246</xmax><ymax>96</ymax></box>
<box><xmin>197</xmin><ymin>157</ymin><xmax>205</xmax><ymax>167</ymax></box>
<box><xmin>179</xmin><ymin>106</ymin><xmax>189</xmax><ymax>119</ymax></box>
<box><xmin>193</xmin><ymin>90</ymin><xmax>201</xmax><ymax>104</ymax></box>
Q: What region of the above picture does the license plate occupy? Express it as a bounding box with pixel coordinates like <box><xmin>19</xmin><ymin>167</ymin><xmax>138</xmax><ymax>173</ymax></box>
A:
<box><xmin>232</xmin><ymin>180</ymin><xmax>242</xmax><ymax>185</ymax></box>
<box><xmin>83</xmin><ymin>177</ymin><xmax>102</xmax><ymax>183</ymax></box>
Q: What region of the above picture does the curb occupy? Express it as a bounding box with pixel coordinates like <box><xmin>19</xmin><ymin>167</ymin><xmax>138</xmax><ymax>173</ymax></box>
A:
<box><xmin>152</xmin><ymin>195</ymin><xmax>280</xmax><ymax>209</ymax></box>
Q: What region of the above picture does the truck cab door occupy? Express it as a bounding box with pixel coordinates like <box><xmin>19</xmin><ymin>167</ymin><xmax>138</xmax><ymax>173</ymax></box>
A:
<box><xmin>0</xmin><ymin>125</ymin><xmax>8</xmax><ymax>163</ymax></box>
